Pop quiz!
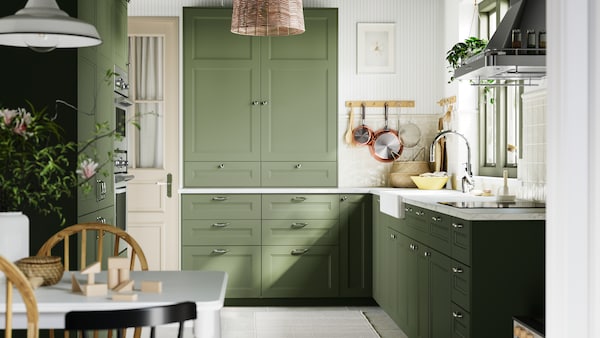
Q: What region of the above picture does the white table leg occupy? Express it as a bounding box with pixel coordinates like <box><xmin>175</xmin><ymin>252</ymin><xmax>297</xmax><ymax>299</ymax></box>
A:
<box><xmin>194</xmin><ymin>309</ymin><xmax>221</xmax><ymax>338</ymax></box>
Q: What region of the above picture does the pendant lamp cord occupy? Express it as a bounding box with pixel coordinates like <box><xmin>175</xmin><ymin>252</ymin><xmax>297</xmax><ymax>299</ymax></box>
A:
<box><xmin>468</xmin><ymin>0</ymin><xmax>480</xmax><ymax>37</ymax></box>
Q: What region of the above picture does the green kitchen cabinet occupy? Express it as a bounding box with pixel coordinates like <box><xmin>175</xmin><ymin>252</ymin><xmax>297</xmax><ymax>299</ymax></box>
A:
<box><xmin>182</xmin><ymin>246</ymin><xmax>261</xmax><ymax>298</ymax></box>
<box><xmin>339</xmin><ymin>194</ymin><xmax>372</xmax><ymax>297</ymax></box>
<box><xmin>182</xmin><ymin>8</ymin><xmax>337</xmax><ymax>187</ymax></box>
<box><xmin>261</xmin><ymin>245</ymin><xmax>339</xmax><ymax>298</ymax></box>
<box><xmin>77</xmin><ymin>206</ymin><xmax>115</xmax><ymax>269</ymax></box>
<box><xmin>262</xmin><ymin>194</ymin><xmax>339</xmax><ymax>220</ymax></box>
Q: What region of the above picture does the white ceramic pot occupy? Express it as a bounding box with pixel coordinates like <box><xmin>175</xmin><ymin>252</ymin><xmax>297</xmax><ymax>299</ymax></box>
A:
<box><xmin>0</xmin><ymin>211</ymin><xmax>30</xmax><ymax>263</ymax></box>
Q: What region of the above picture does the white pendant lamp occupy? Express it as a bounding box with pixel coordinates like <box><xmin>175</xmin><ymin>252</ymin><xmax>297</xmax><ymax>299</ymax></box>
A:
<box><xmin>231</xmin><ymin>0</ymin><xmax>305</xmax><ymax>36</ymax></box>
<box><xmin>0</xmin><ymin>0</ymin><xmax>102</xmax><ymax>52</ymax></box>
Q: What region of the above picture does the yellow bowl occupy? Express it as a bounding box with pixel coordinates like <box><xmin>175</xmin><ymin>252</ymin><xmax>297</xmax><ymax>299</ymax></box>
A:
<box><xmin>410</xmin><ymin>176</ymin><xmax>449</xmax><ymax>190</ymax></box>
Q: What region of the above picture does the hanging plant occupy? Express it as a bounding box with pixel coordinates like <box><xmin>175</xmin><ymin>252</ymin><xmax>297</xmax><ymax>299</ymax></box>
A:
<box><xmin>445</xmin><ymin>36</ymin><xmax>487</xmax><ymax>83</ymax></box>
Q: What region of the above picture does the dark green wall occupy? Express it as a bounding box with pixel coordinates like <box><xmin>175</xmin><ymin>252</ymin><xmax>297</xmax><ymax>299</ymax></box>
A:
<box><xmin>0</xmin><ymin>0</ymin><xmax>78</xmax><ymax>255</ymax></box>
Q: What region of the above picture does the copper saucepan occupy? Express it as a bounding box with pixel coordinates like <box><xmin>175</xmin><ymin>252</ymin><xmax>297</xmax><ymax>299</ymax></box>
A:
<box><xmin>370</xmin><ymin>103</ymin><xmax>403</xmax><ymax>162</ymax></box>
<box><xmin>352</xmin><ymin>103</ymin><xmax>374</xmax><ymax>146</ymax></box>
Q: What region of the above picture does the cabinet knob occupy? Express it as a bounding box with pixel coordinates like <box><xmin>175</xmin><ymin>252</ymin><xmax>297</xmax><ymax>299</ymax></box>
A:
<box><xmin>390</xmin><ymin>233</ymin><xmax>396</xmax><ymax>239</ymax></box>
<box><xmin>452</xmin><ymin>267</ymin><xmax>463</xmax><ymax>273</ymax></box>
<box><xmin>217</xmin><ymin>163</ymin><xmax>225</xmax><ymax>169</ymax></box>
<box><xmin>405</xmin><ymin>207</ymin><xmax>413</xmax><ymax>212</ymax></box>
<box><xmin>251</xmin><ymin>101</ymin><xmax>260</xmax><ymax>106</ymax></box>
<box><xmin>424</xmin><ymin>251</ymin><xmax>431</xmax><ymax>257</ymax></box>
<box><xmin>452</xmin><ymin>311</ymin><xmax>463</xmax><ymax>319</ymax></box>
<box><xmin>291</xmin><ymin>248</ymin><xmax>309</xmax><ymax>256</ymax></box>
<box><xmin>409</xmin><ymin>244</ymin><xmax>418</xmax><ymax>251</ymax></box>
<box><xmin>295</xmin><ymin>163</ymin><xmax>302</xmax><ymax>169</ymax></box>
<box><xmin>452</xmin><ymin>223</ymin><xmax>464</xmax><ymax>229</ymax></box>
<box><xmin>341</xmin><ymin>196</ymin><xmax>348</xmax><ymax>201</ymax></box>
<box><xmin>96</xmin><ymin>216</ymin><xmax>106</xmax><ymax>224</ymax></box>
<box><xmin>211</xmin><ymin>249</ymin><xmax>229</xmax><ymax>255</ymax></box>
<box><xmin>415</xmin><ymin>211</ymin><xmax>424</xmax><ymax>216</ymax></box>
<box><xmin>431</xmin><ymin>216</ymin><xmax>442</xmax><ymax>222</ymax></box>
<box><xmin>260</xmin><ymin>101</ymin><xmax>268</xmax><ymax>105</ymax></box>
<box><xmin>212</xmin><ymin>222</ymin><xmax>230</xmax><ymax>228</ymax></box>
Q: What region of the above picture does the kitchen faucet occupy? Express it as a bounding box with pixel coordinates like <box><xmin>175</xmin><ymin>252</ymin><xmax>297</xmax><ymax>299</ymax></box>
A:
<box><xmin>430</xmin><ymin>130</ymin><xmax>475</xmax><ymax>193</ymax></box>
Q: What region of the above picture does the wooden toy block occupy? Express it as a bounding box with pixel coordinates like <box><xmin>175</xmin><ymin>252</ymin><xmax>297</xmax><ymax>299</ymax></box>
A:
<box><xmin>82</xmin><ymin>283</ymin><xmax>108</xmax><ymax>297</ymax></box>
<box><xmin>112</xmin><ymin>293</ymin><xmax>138</xmax><ymax>301</ymax></box>
<box><xmin>81</xmin><ymin>262</ymin><xmax>101</xmax><ymax>285</ymax></box>
<box><xmin>119</xmin><ymin>268</ymin><xmax>130</xmax><ymax>282</ymax></box>
<box><xmin>71</xmin><ymin>273</ymin><xmax>82</xmax><ymax>293</ymax></box>
<box><xmin>141</xmin><ymin>281</ymin><xmax>162</xmax><ymax>293</ymax></box>
<box><xmin>114</xmin><ymin>280</ymin><xmax>134</xmax><ymax>293</ymax></box>
<box><xmin>108</xmin><ymin>268</ymin><xmax>119</xmax><ymax>289</ymax></box>
<box><xmin>108</xmin><ymin>257</ymin><xmax>129</xmax><ymax>270</ymax></box>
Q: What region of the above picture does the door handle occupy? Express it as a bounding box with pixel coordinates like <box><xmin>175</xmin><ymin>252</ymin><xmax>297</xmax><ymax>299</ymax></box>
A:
<box><xmin>156</xmin><ymin>173</ymin><xmax>173</xmax><ymax>198</ymax></box>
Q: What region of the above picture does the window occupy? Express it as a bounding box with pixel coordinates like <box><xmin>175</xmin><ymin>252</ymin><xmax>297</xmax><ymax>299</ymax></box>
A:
<box><xmin>477</xmin><ymin>0</ymin><xmax>520</xmax><ymax>177</ymax></box>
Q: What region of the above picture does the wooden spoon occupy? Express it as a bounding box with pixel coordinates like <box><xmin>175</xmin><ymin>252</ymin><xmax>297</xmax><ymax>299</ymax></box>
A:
<box><xmin>344</xmin><ymin>107</ymin><xmax>355</xmax><ymax>145</ymax></box>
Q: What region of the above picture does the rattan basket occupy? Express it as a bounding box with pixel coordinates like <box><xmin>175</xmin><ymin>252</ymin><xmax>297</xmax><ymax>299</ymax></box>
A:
<box><xmin>15</xmin><ymin>256</ymin><xmax>64</xmax><ymax>286</ymax></box>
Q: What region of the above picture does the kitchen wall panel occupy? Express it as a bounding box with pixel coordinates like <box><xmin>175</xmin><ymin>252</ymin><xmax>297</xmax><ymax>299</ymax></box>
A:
<box><xmin>129</xmin><ymin>0</ymin><xmax>449</xmax><ymax>187</ymax></box>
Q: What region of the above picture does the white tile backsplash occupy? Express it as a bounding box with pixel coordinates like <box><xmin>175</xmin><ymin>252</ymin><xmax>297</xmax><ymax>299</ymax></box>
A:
<box><xmin>518</xmin><ymin>87</ymin><xmax>547</xmax><ymax>201</ymax></box>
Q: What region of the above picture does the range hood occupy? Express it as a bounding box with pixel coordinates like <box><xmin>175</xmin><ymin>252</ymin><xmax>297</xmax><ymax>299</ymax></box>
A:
<box><xmin>453</xmin><ymin>0</ymin><xmax>546</xmax><ymax>83</ymax></box>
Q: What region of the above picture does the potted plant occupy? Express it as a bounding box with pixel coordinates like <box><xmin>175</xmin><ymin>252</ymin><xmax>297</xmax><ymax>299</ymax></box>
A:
<box><xmin>445</xmin><ymin>36</ymin><xmax>487</xmax><ymax>83</ymax></box>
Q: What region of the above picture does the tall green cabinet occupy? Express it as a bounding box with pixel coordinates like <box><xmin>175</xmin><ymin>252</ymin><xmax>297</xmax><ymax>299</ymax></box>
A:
<box><xmin>183</xmin><ymin>8</ymin><xmax>338</xmax><ymax>187</ymax></box>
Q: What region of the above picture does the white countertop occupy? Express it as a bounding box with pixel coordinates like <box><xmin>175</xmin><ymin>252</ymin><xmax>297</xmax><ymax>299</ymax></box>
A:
<box><xmin>179</xmin><ymin>187</ymin><xmax>545</xmax><ymax>221</ymax></box>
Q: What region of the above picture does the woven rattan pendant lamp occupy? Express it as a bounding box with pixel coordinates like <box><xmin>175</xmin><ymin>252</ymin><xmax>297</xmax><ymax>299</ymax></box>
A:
<box><xmin>231</xmin><ymin>0</ymin><xmax>305</xmax><ymax>36</ymax></box>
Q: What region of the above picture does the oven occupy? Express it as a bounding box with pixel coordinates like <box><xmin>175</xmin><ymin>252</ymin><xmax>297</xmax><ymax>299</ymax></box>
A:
<box><xmin>113</xmin><ymin>65</ymin><xmax>134</xmax><ymax>252</ymax></box>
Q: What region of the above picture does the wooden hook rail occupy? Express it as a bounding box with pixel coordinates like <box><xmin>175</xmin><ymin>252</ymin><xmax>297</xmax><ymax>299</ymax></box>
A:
<box><xmin>436</xmin><ymin>96</ymin><xmax>456</xmax><ymax>106</ymax></box>
<box><xmin>345</xmin><ymin>100</ymin><xmax>415</xmax><ymax>108</ymax></box>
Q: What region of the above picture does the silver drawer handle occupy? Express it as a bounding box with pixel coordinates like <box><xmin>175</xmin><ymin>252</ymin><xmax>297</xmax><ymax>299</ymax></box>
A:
<box><xmin>212</xmin><ymin>222</ymin><xmax>230</xmax><ymax>228</ymax></box>
<box><xmin>291</xmin><ymin>222</ymin><xmax>308</xmax><ymax>229</ymax></box>
<box><xmin>452</xmin><ymin>267</ymin><xmax>463</xmax><ymax>273</ymax></box>
<box><xmin>452</xmin><ymin>312</ymin><xmax>463</xmax><ymax>319</ymax></box>
<box><xmin>211</xmin><ymin>249</ymin><xmax>229</xmax><ymax>255</ymax></box>
<box><xmin>405</xmin><ymin>207</ymin><xmax>413</xmax><ymax>212</ymax></box>
<box><xmin>292</xmin><ymin>196</ymin><xmax>306</xmax><ymax>202</ymax></box>
<box><xmin>409</xmin><ymin>244</ymin><xmax>418</xmax><ymax>251</ymax></box>
<box><xmin>431</xmin><ymin>216</ymin><xmax>442</xmax><ymax>222</ymax></box>
<box><xmin>218</xmin><ymin>163</ymin><xmax>225</xmax><ymax>169</ymax></box>
<box><xmin>212</xmin><ymin>196</ymin><xmax>228</xmax><ymax>201</ymax></box>
<box><xmin>291</xmin><ymin>248</ymin><xmax>309</xmax><ymax>256</ymax></box>
<box><xmin>415</xmin><ymin>211</ymin><xmax>424</xmax><ymax>216</ymax></box>
<box><xmin>424</xmin><ymin>251</ymin><xmax>431</xmax><ymax>257</ymax></box>
<box><xmin>295</xmin><ymin>163</ymin><xmax>302</xmax><ymax>169</ymax></box>
<box><xmin>452</xmin><ymin>223</ymin><xmax>464</xmax><ymax>229</ymax></box>
<box><xmin>390</xmin><ymin>233</ymin><xmax>396</xmax><ymax>239</ymax></box>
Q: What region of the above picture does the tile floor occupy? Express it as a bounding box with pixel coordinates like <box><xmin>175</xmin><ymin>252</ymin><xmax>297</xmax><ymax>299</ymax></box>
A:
<box><xmin>220</xmin><ymin>306</ymin><xmax>407</xmax><ymax>338</ymax></box>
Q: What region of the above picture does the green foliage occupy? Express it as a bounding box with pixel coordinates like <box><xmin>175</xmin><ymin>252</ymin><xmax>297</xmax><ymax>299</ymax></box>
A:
<box><xmin>0</xmin><ymin>102</ymin><xmax>78</xmax><ymax>225</ymax></box>
<box><xmin>446</xmin><ymin>36</ymin><xmax>487</xmax><ymax>83</ymax></box>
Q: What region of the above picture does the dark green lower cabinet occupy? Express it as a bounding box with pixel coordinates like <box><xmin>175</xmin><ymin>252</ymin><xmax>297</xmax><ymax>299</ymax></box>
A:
<box><xmin>340</xmin><ymin>194</ymin><xmax>372</xmax><ymax>297</ymax></box>
<box><xmin>262</xmin><ymin>245</ymin><xmax>339</xmax><ymax>297</ymax></box>
<box><xmin>451</xmin><ymin>303</ymin><xmax>470</xmax><ymax>338</ymax></box>
<box><xmin>182</xmin><ymin>246</ymin><xmax>261</xmax><ymax>298</ymax></box>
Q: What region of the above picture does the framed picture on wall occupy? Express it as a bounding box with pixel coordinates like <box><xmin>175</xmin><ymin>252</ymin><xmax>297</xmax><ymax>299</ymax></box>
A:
<box><xmin>357</xmin><ymin>23</ymin><xmax>395</xmax><ymax>74</ymax></box>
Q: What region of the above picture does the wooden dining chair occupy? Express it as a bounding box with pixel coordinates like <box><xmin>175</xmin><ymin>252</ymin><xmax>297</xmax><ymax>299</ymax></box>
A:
<box><xmin>64</xmin><ymin>301</ymin><xmax>197</xmax><ymax>338</ymax></box>
<box><xmin>36</xmin><ymin>222</ymin><xmax>149</xmax><ymax>272</ymax></box>
<box><xmin>0</xmin><ymin>255</ymin><xmax>39</xmax><ymax>338</ymax></box>
<box><xmin>36</xmin><ymin>222</ymin><xmax>149</xmax><ymax>338</ymax></box>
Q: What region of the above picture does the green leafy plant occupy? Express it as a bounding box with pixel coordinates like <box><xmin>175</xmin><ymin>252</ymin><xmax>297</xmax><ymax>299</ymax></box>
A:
<box><xmin>0</xmin><ymin>101</ymin><xmax>130</xmax><ymax>225</ymax></box>
<box><xmin>446</xmin><ymin>36</ymin><xmax>487</xmax><ymax>83</ymax></box>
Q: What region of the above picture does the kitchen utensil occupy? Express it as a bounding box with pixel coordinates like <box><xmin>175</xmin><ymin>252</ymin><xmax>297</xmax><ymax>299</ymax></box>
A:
<box><xmin>370</xmin><ymin>103</ymin><xmax>403</xmax><ymax>162</ymax></box>
<box><xmin>344</xmin><ymin>107</ymin><xmax>355</xmax><ymax>145</ymax></box>
<box><xmin>399</xmin><ymin>121</ymin><xmax>421</xmax><ymax>148</ymax></box>
<box><xmin>352</xmin><ymin>103</ymin><xmax>374</xmax><ymax>145</ymax></box>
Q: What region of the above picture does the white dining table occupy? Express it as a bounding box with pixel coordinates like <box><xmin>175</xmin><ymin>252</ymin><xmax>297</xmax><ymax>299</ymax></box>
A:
<box><xmin>1</xmin><ymin>270</ymin><xmax>228</xmax><ymax>338</ymax></box>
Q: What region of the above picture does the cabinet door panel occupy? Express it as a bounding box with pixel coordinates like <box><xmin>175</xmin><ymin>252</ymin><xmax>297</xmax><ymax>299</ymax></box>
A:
<box><xmin>182</xmin><ymin>246</ymin><xmax>261</xmax><ymax>298</ymax></box>
<box><xmin>182</xmin><ymin>219</ymin><xmax>261</xmax><ymax>246</ymax></box>
<box><xmin>262</xmin><ymin>219</ymin><xmax>339</xmax><ymax>246</ymax></box>
<box><xmin>451</xmin><ymin>219</ymin><xmax>471</xmax><ymax>265</ymax></box>
<box><xmin>262</xmin><ymin>245</ymin><xmax>338</xmax><ymax>297</ymax></box>
<box><xmin>184</xmin><ymin>162</ymin><xmax>260</xmax><ymax>187</ymax></box>
<box><xmin>262</xmin><ymin>194</ymin><xmax>339</xmax><ymax>219</ymax></box>
<box><xmin>451</xmin><ymin>262</ymin><xmax>471</xmax><ymax>311</ymax></box>
<box><xmin>340</xmin><ymin>194</ymin><xmax>372</xmax><ymax>297</ymax></box>
<box><xmin>261</xmin><ymin>162</ymin><xmax>337</xmax><ymax>187</ymax></box>
<box><xmin>429</xmin><ymin>250</ymin><xmax>453</xmax><ymax>338</ymax></box>
<box><xmin>451</xmin><ymin>303</ymin><xmax>470</xmax><ymax>338</ymax></box>
<box><xmin>182</xmin><ymin>194</ymin><xmax>261</xmax><ymax>220</ymax></box>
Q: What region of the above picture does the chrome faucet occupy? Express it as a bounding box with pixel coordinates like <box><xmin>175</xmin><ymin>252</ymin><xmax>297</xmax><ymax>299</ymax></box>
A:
<box><xmin>429</xmin><ymin>130</ymin><xmax>475</xmax><ymax>193</ymax></box>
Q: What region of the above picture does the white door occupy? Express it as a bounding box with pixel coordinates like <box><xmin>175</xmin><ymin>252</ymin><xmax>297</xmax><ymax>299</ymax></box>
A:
<box><xmin>127</xmin><ymin>17</ymin><xmax>179</xmax><ymax>270</ymax></box>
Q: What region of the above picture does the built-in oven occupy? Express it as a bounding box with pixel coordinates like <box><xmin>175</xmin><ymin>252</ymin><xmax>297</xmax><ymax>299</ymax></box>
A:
<box><xmin>113</xmin><ymin>65</ymin><xmax>133</xmax><ymax>251</ymax></box>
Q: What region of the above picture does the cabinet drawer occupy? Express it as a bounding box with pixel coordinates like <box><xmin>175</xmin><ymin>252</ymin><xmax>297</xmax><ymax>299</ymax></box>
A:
<box><xmin>451</xmin><ymin>303</ymin><xmax>470</xmax><ymax>338</ymax></box>
<box><xmin>261</xmin><ymin>162</ymin><xmax>337</xmax><ymax>187</ymax></box>
<box><xmin>262</xmin><ymin>245</ymin><xmax>339</xmax><ymax>297</ymax></box>
<box><xmin>451</xmin><ymin>262</ymin><xmax>471</xmax><ymax>311</ymax></box>
<box><xmin>182</xmin><ymin>245</ymin><xmax>261</xmax><ymax>298</ymax></box>
<box><xmin>262</xmin><ymin>194</ymin><xmax>339</xmax><ymax>219</ymax></box>
<box><xmin>184</xmin><ymin>162</ymin><xmax>261</xmax><ymax>187</ymax></box>
<box><xmin>182</xmin><ymin>219</ymin><xmax>261</xmax><ymax>245</ymax></box>
<box><xmin>404</xmin><ymin>205</ymin><xmax>429</xmax><ymax>242</ymax></box>
<box><xmin>428</xmin><ymin>211</ymin><xmax>453</xmax><ymax>257</ymax></box>
<box><xmin>182</xmin><ymin>194</ymin><xmax>261</xmax><ymax>219</ymax></box>
<box><xmin>262</xmin><ymin>219</ymin><xmax>339</xmax><ymax>245</ymax></box>
<box><xmin>451</xmin><ymin>219</ymin><xmax>471</xmax><ymax>265</ymax></box>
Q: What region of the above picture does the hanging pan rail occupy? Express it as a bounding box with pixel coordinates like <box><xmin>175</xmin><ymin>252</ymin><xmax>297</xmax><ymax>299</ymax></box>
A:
<box><xmin>345</xmin><ymin>100</ymin><xmax>415</xmax><ymax>108</ymax></box>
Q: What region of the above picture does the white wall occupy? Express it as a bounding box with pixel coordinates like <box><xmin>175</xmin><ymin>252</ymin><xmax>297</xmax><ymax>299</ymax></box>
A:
<box><xmin>129</xmin><ymin>0</ymin><xmax>451</xmax><ymax>187</ymax></box>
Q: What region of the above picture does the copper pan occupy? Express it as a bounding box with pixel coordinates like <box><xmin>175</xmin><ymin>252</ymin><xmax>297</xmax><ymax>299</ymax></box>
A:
<box><xmin>370</xmin><ymin>103</ymin><xmax>403</xmax><ymax>162</ymax></box>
